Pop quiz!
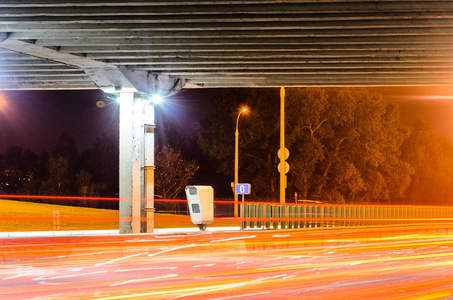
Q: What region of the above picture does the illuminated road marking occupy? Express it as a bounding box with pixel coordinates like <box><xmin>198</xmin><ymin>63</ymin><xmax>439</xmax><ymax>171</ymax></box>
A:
<box><xmin>209</xmin><ymin>291</ymin><xmax>271</xmax><ymax>300</ymax></box>
<box><xmin>97</xmin><ymin>274</ymin><xmax>287</xmax><ymax>300</ymax></box>
<box><xmin>4</xmin><ymin>224</ymin><xmax>453</xmax><ymax>299</ymax></box>
<box><xmin>257</xmin><ymin>251</ymin><xmax>453</xmax><ymax>272</ymax></box>
<box><xmin>169</xmin><ymin>274</ymin><xmax>288</xmax><ymax>300</ymax></box>
<box><xmin>95</xmin><ymin>252</ymin><xmax>148</xmax><ymax>267</ymax></box>
<box><xmin>193</xmin><ymin>264</ymin><xmax>215</xmax><ymax>268</ymax></box>
<box><xmin>3</xmin><ymin>273</ymin><xmax>33</xmax><ymax>280</ymax></box>
<box><xmin>114</xmin><ymin>267</ymin><xmax>178</xmax><ymax>273</ymax></box>
<box><xmin>211</xmin><ymin>236</ymin><xmax>256</xmax><ymax>243</ymax></box>
<box><xmin>36</xmin><ymin>270</ymin><xmax>108</xmax><ymax>280</ymax></box>
<box><xmin>109</xmin><ymin>274</ymin><xmax>178</xmax><ymax>287</ymax></box>
<box><xmin>147</xmin><ymin>244</ymin><xmax>197</xmax><ymax>257</ymax></box>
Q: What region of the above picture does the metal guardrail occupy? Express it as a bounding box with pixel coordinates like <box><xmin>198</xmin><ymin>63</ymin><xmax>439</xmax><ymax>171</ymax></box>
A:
<box><xmin>241</xmin><ymin>203</ymin><xmax>453</xmax><ymax>229</ymax></box>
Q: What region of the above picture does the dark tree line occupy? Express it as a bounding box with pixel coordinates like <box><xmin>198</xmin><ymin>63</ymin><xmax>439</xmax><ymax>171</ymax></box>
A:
<box><xmin>0</xmin><ymin>133</ymin><xmax>119</xmax><ymax>208</ymax></box>
<box><xmin>0</xmin><ymin>118</ymin><xmax>200</xmax><ymax>208</ymax></box>
<box><xmin>2</xmin><ymin>87</ymin><xmax>453</xmax><ymax>207</ymax></box>
<box><xmin>199</xmin><ymin>88</ymin><xmax>453</xmax><ymax>205</ymax></box>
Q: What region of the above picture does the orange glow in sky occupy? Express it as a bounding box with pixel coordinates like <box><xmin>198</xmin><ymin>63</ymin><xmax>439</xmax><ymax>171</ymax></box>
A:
<box><xmin>0</xmin><ymin>93</ymin><xmax>6</xmax><ymax>111</ymax></box>
<box><xmin>370</xmin><ymin>86</ymin><xmax>453</xmax><ymax>141</ymax></box>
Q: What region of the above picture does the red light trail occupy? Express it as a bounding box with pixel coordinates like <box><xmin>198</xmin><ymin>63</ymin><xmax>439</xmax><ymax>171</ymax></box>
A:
<box><xmin>1</xmin><ymin>223</ymin><xmax>453</xmax><ymax>299</ymax></box>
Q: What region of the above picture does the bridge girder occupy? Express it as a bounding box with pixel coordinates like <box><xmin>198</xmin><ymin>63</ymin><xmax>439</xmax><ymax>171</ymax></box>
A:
<box><xmin>1</xmin><ymin>1</ymin><xmax>453</xmax><ymax>89</ymax></box>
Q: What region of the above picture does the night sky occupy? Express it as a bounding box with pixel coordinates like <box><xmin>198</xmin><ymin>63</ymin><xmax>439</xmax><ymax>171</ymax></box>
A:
<box><xmin>0</xmin><ymin>88</ymin><xmax>214</xmax><ymax>153</ymax></box>
<box><xmin>1</xmin><ymin>87</ymin><xmax>453</xmax><ymax>154</ymax></box>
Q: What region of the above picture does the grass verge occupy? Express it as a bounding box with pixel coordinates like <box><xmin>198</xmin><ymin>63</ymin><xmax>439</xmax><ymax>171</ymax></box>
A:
<box><xmin>0</xmin><ymin>199</ymin><xmax>239</xmax><ymax>232</ymax></box>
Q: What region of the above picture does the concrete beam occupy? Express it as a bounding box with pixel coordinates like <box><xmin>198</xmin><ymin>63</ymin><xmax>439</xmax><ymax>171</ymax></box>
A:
<box><xmin>132</xmin><ymin>62</ymin><xmax>453</xmax><ymax>71</ymax></box>
<box><xmin>151</xmin><ymin>68</ymin><xmax>453</xmax><ymax>75</ymax></box>
<box><xmin>81</xmin><ymin>49</ymin><xmax>453</xmax><ymax>61</ymax></box>
<box><xmin>0</xmin><ymin>39</ymin><xmax>138</xmax><ymax>92</ymax></box>
<box><xmin>106</xmin><ymin>56</ymin><xmax>453</xmax><ymax>65</ymax></box>
<box><xmin>0</xmin><ymin>40</ymin><xmax>186</xmax><ymax>95</ymax></box>
<box><xmin>0</xmin><ymin>65</ymin><xmax>82</xmax><ymax>72</ymax></box>
<box><xmin>118</xmin><ymin>66</ymin><xmax>185</xmax><ymax>97</ymax></box>
<box><xmin>5</xmin><ymin>27</ymin><xmax>453</xmax><ymax>39</ymax></box>
<box><xmin>2</xmin><ymin>18</ymin><xmax>452</xmax><ymax>32</ymax></box>
<box><xmin>55</xmin><ymin>43</ymin><xmax>453</xmax><ymax>54</ymax></box>
<box><xmin>0</xmin><ymin>80</ymin><xmax>96</xmax><ymax>90</ymax></box>
<box><xmin>0</xmin><ymin>75</ymin><xmax>91</xmax><ymax>81</ymax></box>
<box><xmin>0</xmin><ymin>1</ymin><xmax>315</xmax><ymax>7</ymax></box>
<box><xmin>0</xmin><ymin>39</ymin><xmax>102</xmax><ymax>68</ymax></box>
<box><xmin>0</xmin><ymin>32</ymin><xmax>7</xmax><ymax>43</ymax></box>
<box><xmin>186</xmin><ymin>78</ymin><xmax>453</xmax><ymax>87</ymax></box>
<box><xmin>0</xmin><ymin>12</ymin><xmax>450</xmax><ymax>23</ymax></box>
<box><xmin>0</xmin><ymin>2</ymin><xmax>451</xmax><ymax>15</ymax></box>
<box><xmin>24</xmin><ymin>35</ymin><xmax>453</xmax><ymax>46</ymax></box>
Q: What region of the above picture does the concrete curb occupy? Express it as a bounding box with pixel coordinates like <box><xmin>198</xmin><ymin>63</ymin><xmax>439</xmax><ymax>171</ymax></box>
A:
<box><xmin>0</xmin><ymin>227</ymin><xmax>241</xmax><ymax>238</ymax></box>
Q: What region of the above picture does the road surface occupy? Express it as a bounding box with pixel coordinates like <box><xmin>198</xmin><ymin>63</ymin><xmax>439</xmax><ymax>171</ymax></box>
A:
<box><xmin>1</xmin><ymin>224</ymin><xmax>453</xmax><ymax>299</ymax></box>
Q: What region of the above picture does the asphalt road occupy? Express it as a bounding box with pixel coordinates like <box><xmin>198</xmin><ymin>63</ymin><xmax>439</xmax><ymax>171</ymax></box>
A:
<box><xmin>2</xmin><ymin>224</ymin><xmax>453</xmax><ymax>299</ymax></box>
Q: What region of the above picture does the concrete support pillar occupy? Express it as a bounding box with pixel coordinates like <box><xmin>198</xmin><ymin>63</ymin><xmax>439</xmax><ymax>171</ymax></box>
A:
<box><xmin>131</xmin><ymin>95</ymin><xmax>143</xmax><ymax>234</ymax></box>
<box><xmin>119</xmin><ymin>92</ymin><xmax>135</xmax><ymax>234</ymax></box>
<box><xmin>144</xmin><ymin>102</ymin><xmax>155</xmax><ymax>233</ymax></box>
<box><xmin>119</xmin><ymin>91</ymin><xmax>156</xmax><ymax>234</ymax></box>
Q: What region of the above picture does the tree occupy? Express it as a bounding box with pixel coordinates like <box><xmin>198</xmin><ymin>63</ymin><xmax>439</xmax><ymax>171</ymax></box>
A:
<box><xmin>0</xmin><ymin>145</ymin><xmax>39</xmax><ymax>193</ymax></box>
<box><xmin>198</xmin><ymin>88</ymin><xmax>280</xmax><ymax>199</ymax></box>
<box><xmin>155</xmin><ymin>116</ymin><xmax>186</xmax><ymax>151</ymax></box>
<box><xmin>76</xmin><ymin>170</ymin><xmax>93</xmax><ymax>206</ymax></box>
<box><xmin>155</xmin><ymin>145</ymin><xmax>199</xmax><ymax>199</ymax></box>
<box><xmin>401</xmin><ymin>120</ymin><xmax>453</xmax><ymax>205</ymax></box>
<box><xmin>42</xmin><ymin>156</ymin><xmax>70</xmax><ymax>196</ymax></box>
<box><xmin>50</xmin><ymin>132</ymin><xmax>79</xmax><ymax>194</ymax></box>
<box><xmin>18</xmin><ymin>150</ymin><xmax>48</xmax><ymax>196</ymax></box>
<box><xmin>76</xmin><ymin>170</ymin><xmax>92</xmax><ymax>197</ymax></box>
<box><xmin>199</xmin><ymin>87</ymin><xmax>412</xmax><ymax>204</ymax></box>
<box><xmin>80</xmin><ymin>134</ymin><xmax>118</xmax><ymax>196</ymax></box>
<box><xmin>287</xmin><ymin>88</ymin><xmax>412</xmax><ymax>204</ymax></box>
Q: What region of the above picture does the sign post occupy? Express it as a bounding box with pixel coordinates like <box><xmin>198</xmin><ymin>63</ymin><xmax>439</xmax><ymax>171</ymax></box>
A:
<box><xmin>235</xmin><ymin>183</ymin><xmax>251</xmax><ymax>230</ymax></box>
<box><xmin>280</xmin><ymin>87</ymin><xmax>286</xmax><ymax>205</ymax></box>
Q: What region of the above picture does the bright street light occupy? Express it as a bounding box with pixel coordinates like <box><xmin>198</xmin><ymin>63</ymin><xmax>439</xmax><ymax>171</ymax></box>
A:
<box><xmin>234</xmin><ymin>107</ymin><xmax>248</xmax><ymax>219</ymax></box>
<box><xmin>151</xmin><ymin>94</ymin><xmax>163</xmax><ymax>104</ymax></box>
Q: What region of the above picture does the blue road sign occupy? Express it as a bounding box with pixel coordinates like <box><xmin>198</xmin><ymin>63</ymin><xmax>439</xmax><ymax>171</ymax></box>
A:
<box><xmin>235</xmin><ymin>183</ymin><xmax>251</xmax><ymax>195</ymax></box>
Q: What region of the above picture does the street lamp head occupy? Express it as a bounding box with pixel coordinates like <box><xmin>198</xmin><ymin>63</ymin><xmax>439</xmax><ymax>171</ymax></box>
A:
<box><xmin>239</xmin><ymin>107</ymin><xmax>249</xmax><ymax>115</ymax></box>
<box><xmin>151</xmin><ymin>94</ymin><xmax>163</xmax><ymax>104</ymax></box>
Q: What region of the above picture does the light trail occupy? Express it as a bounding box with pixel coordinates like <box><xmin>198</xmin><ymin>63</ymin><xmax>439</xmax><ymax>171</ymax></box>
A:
<box><xmin>1</xmin><ymin>223</ymin><xmax>453</xmax><ymax>299</ymax></box>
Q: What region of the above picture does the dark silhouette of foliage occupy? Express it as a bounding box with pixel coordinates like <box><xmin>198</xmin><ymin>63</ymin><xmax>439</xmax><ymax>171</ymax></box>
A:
<box><xmin>155</xmin><ymin>145</ymin><xmax>199</xmax><ymax>199</ymax></box>
<box><xmin>199</xmin><ymin>88</ymin><xmax>414</xmax><ymax>204</ymax></box>
<box><xmin>80</xmin><ymin>134</ymin><xmax>119</xmax><ymax>197</ymax></box>
<box><xmin>401</xmin><ymin>120</ymin><xmax>453</xmax><ymax>205</ymax></box>
<box><xmin>3</xmin><ymin>88</ymin><xmax>453</xmax><ymax>207</ymax></box>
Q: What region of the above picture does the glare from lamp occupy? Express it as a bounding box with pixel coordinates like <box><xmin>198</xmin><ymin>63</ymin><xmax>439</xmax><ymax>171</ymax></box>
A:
<box><xmin>152</xmin><ymin>94</ymin><xmax>163</xmax><ymax>104</ymax></box>
<box><xmin>240</xmin><ymin>107</ymin><xmax>249</xmax><ymax>114</ymax></box>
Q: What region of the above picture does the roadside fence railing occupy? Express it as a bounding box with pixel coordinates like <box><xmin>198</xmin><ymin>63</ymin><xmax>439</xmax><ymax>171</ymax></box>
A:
<box><xmin>240</xmin><ymin>202</ymin><xmax>453</xmax><ymax>229</ymax></box>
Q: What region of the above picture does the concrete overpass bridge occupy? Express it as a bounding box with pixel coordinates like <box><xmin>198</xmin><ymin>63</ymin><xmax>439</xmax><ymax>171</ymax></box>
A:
<box><xmin>2</xmin><ymin>1</ymin><xmax>453</xmax><ymax>90</ymax></box>
<box><xmin>1</xmin><ymin>1</ymin><xmax>453</xmax><ymax>233</ymax></box>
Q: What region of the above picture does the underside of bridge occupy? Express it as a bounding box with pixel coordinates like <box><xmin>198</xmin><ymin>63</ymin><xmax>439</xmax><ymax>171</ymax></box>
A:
<box><xmin>1</xmin><ymin>1</ymin><xmax>453</xmax><ymax>91</ymax></box>
<box><xmin>1</xmin><ymin>1</ymin><xmax>453</xmax><ymax>233</ymax></box>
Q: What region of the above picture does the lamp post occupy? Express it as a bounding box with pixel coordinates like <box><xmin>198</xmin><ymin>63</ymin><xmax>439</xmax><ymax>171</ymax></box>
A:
<box><xmin>143</xmin><ymin>95</ymin><xmax>161</xmax><ymax>233</ymax></box>
<box><xmin>234</xmin><ymin>108</ymin><xmax>247</xmax><ymax>219</ymax></box>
